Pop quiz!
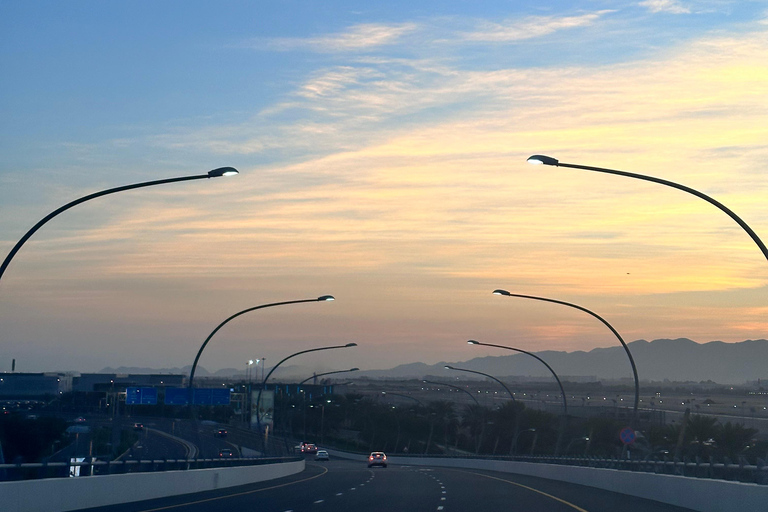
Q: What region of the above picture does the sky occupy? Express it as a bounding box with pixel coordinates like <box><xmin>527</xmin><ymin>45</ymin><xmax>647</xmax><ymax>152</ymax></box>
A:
<box><xmin>1</xmin><ymin>1</ymin><xmax>768</xmax><ymax>377</ymax></box>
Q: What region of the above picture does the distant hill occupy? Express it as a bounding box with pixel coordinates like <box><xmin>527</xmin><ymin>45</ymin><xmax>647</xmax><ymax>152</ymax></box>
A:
<box><xmin>353</xmin><ymin>338</ymin><xmax>768</xmax><ymax>385</ymax></box>
<box><xmin>99</xmin><ymin>339</ymin><xmax>768</xmax><ymax>385</ymax></box>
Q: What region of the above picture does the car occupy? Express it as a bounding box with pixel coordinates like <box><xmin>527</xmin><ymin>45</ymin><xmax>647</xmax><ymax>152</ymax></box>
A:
<box><xmin>367</xmin><ymin>451</ymin><xmax>387</xmax><ymax>468</ymax></box>
<box><xmin>315</xmin><ymin>450</ymin><xmax>329</xmax><ymax>461</ymax></box>
<box><xmin>301</xmin><ymin>443</ymin><xmax>318</xmax><ymax>455</ymax></box>
<box><xmin>214</xmin><ymin>428</ymin><xmax>228</xmax><ymax>438</ymax></box>
<box><xmin>74</xmin><ymin>416</ymin><xmax>86</xmax><ymax>423</ymax></box>
<box><xmin>133</xmin><ymin>423</ymin><xmax>144</xmax><ymax>431</ymax></box>
<box><xmin>218</xmin><ymin>448</ymin><xmax>234</xmax><ymax>458</ymax></box>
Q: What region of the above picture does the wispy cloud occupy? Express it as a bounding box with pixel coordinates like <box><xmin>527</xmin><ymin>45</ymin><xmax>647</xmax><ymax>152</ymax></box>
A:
<box><xmin>461</xmin><ymin>10</ymin><xmax>613</xmax><ymax>42</ymax></box>
<box><xmin>259</xmin><ymin>22</ymin><xmax>418</xmax><ymax>52</ymax></box>
<box><xmin>639</xmin><ymin>0</ymin><xmax>691</xmax><ymax>14</ymax></box>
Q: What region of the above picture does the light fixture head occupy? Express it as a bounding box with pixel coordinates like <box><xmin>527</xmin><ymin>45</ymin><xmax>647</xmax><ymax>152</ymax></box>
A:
<box><xmin>492</xmin><ymin>289</ymin><xmax>511</xmax><ymax>296</ymax></box>
<box><xmin>467</xmin><ymin>340</ymin><xmax>480</xmax><ymax>345</ymax></box>
<box><xmin>349</xmin><ymin>367</ymin><xmax>359</xmax><ymax>371</ymax></box>
<box><xmin>317</xmin><ymin>295</ymin><xmax>335</xmax><ymax>301</ymax></box>
<box><xmin>248</xmin><ymin>360</ymin><xmax>254</xmax><ymax>365</ymax></box>
<box><xmin>444</xmin><ymin>365</ymin><xmax>453</xmax><ymax>370</ymax></box>
<box><xmin>345</xmin><ymin>342</ymin><xmax>358</xmax><ymax>347</ymax></box>
<box><xmin>526</xmin><ymin>155</ymin><xmax>558</xmax><ymax>166</ymax></box>
<box><xmin>208</xmin><ymin>167</ymin><xmax>239</xmax><ymax>177</ymax></box>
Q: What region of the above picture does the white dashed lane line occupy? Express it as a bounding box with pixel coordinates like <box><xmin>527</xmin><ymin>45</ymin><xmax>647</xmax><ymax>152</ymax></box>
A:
<box><xmin>313</xmin><ymin>499</ymin><xmax>324</xmax><ymax>504</ymax></box>
<box><xmin>336</xmin><ymin>492</ymin><xmax>343</xmax><ymax>496</ymax></box>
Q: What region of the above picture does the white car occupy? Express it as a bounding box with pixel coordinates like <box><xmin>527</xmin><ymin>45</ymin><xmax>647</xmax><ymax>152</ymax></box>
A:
<box><xmin>367</xmin><ymin>451</ymin><xmax>387</xmax><ymax>468</ymax></box>
<box><xmin>315</xmin><ymin>450</ymin><xmax>329</xmax><ymax>461</ymax></box>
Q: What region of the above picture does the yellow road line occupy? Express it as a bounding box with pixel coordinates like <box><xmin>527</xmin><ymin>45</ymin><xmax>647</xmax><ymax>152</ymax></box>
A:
<box><xmin>450</xmin><ymin>469</ymin><xmax>590</xmax><ymax>512</ymax></box>
<box><xmin>134</xmin><ymin>465</ymin><xmax>329</xmax><ymax>512</ymax></box>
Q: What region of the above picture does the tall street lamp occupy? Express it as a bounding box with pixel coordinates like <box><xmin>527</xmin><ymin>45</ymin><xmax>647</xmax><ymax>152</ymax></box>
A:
<box><xmin>298</xmin><ymin>368</ymin><xmax>360</xmax><ymax>387</ymax></box>
<box><xmin>0</xmin><ymin>167</ymin><xmax>239</xmax><ymax>286</ymax></box>
<box><xmin>188</xmin><ymin>295</ymin><xmax>335</xmax><ymax>394</ymax></box>
<box><xmin>526</xmin><ymin>155</ymin><xmax>768</xmax><ymax>261</ymax></box>
<box><xmin>492</xmin><ymin>288</ymin><xmax>639</xmax><ymax>427</ymax></box>
<box><xmin>467</xmin><ymin>339</ymin><xmax>568</xmax><ymax>456</ymax></box>
<box><xmin>422</xmin><ymin>379</ymin><xmax>479</xmax><ymax>406</ymax></box>
<box><xmin>255</xmin><ymin>343</ymin><xmax>358</xmax><ymax>438</ymax></box>
<box><xmin>443</xmin><ymin>366</ymin><xmax>516</xmax><ymax>403</ymax></box>
<box><xmin>444</xmin><ymin>365</ymin><xmax>520</xmax><ymax>455</ymax></box>
<box><xmin>299</xmin><ymin>368</ymin><xmax>359</xmax><ymax>439</ymax></box>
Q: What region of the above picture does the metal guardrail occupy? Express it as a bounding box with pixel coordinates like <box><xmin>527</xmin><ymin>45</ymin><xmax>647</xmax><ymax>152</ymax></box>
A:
<box><xmin>0</xmin><ymin>456</ymin><xmax>302</xmax><ymax>482</ymax></box>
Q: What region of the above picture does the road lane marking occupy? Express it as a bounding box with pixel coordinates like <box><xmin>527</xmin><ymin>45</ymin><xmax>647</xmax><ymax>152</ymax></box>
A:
<box><xmin>131</xmin><ymin>466</ymin><xmax>329</xmax><ymax>512</ymax></box>
<box><xmin>441</xmin><ymin>497</ymin><xmax>446</xmax><ymax>501</ymax></box>
<box><xmin>314</xmin><ymin>499</ymin><xmax>324</xmax><ymax>504</ymax></box>
<box><xmin>336</xmin><ymin>492</ymin><xmax>343</xmax><ymax>496</ymax></box>
<box><xmin>452</xmin><ymin>470</ymin><xmax>589</xmax><ymax>512</ymax></box>
<box><xmin>437</xmin><ymin>507</ymin><xmax>444</xmax><ymax>511</ymax></box>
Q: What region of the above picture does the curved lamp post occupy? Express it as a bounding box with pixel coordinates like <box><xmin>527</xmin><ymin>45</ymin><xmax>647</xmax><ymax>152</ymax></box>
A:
<box><xmin>381</xmin><ymin>391</ymin><xmax>424</xmax><ymax>407</ymax></box>
<box><xmin>298</xmin><ymin>368</ymin><xmax>360</xmax><ymax>387</ymax></box>
<box><xmin>467</xmin><ymin>339</ymin><xmax>568</xmax><ymax>455</ymax></box>
<box><xmin>443</xmin><ymin>365</ymin><xmax>516</xmax><ymax>403</ymax></box>
<box><xmin>422</xmin><ymin>379</ymin><xmax>479</xmax><ymax>406</ymax></box>
<box><xmin>0</xmin><ymin>167</ymin><xmax>239</xmax><ymax>285</ymax></box>
<box><xmin>255</xmin><ymin>342</ymin><xmax>357</xmax><ymax>437</ymax></box>
<box><xmin>492</xmin><ymin>288</ymin><xmax>639</xmax><ymax>426</ymax></box>
<box><xmin>527</xmin><ymin>155</ymin><xmax>768</xmax><ymax>261</ymax></box>
<box><xmin>188</xmin><ymin>295</ymin><xmax>335</xmax><ymax>393</ymax></box>
<box><xmin>299</xmin><ymin>368</ymin><xmax>358</xmax><ymax>439</ymax></box>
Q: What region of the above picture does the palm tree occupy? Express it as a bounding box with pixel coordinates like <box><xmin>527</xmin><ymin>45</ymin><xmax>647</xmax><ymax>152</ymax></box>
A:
<box><xmin>714</xmin><ymin>422</ymin><xmax>758</xmax><ymax>460</ymax></box>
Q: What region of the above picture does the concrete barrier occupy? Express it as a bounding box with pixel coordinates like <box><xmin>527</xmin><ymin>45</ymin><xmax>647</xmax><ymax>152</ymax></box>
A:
<box><xmin>0</xmin><ymin>459</ymin><xmax>304</xmax><ymax>512</ymax></box>
<box><xmin>327</xmin><ymin>449</ymin><xmax>765</xmax><ymax>512</ymax></box>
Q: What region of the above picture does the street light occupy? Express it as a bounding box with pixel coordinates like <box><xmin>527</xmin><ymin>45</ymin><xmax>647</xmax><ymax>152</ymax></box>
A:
<box><xmin>254</xmin><ymin>342</ymin><xmax>357</xmax><ymax>439</ymax></box>
<box><xmin>298</xmin><ymin>368</ymin><xmax>360</xmax><ymax>387</ymax></box>
<box><xmin>422</xmin><ymin>379</ymin><xmax>479</xmax><ymax>406</ymax></box>
<box><xmin>0</xmin><ymin>167</ymin><xmax>239</xmax><ymax>285</ymax></box>
<box><xmin>299</xmin><ymin>368</ymin><xmax>359</xmax><ymax>440</ymax></box>
<box><xmin>492</xmin><ymin>288</ymin><xmax>639</xmax><ymax>427</ymax></box>
<box><xmin>511</xmin><ymin>428</ymin><xmax>537</xmax><ymax>456</ymax></box>
<box><xmin>526</xmin><ymin>154</ymin><xmax>768</xmax><ymax>261</ymax></box>
<box><xmin>188</xmin><ymin>295</ymin><xmax>335</xmax><ymax>393</ymax></box>
<box><xmin>443</xmin><ymin>366</ymin><xmax>516</xmax><ymax>403</ymax></box>
<box><xmin>380</xmin><ymin>391</ymin><xmax>424</xmax><ymax>407</ymax></box>
<box><xmin>467</xmin><ymin>339</ymin><xmax>567</xmax><ymax>456</ymax></box>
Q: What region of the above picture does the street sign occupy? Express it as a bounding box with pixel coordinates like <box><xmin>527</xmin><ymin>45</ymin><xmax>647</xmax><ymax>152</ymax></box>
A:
<box><xmin>125</xmin><ymin>387</ymin><xmax>157</xmax><ymax>405</ymax></box>
<box><xmin>193</xmin><ymin>388</ymin><xmax>231</xmax><ymax>405</ymax></box>
<box><xmin>619</xmin><ymin>426</ymin><xmax>636</xmax><ymax>445</ymax></box>
<box><xmin>164</xmin><ymin>387</ymin><xmax>189</xmax><ymax>405</ymax></box>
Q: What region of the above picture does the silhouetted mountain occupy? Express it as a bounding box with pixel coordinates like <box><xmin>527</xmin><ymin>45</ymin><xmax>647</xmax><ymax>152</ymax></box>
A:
<box><xmin>98</xmin><ymin>339</ymin><xmax>768</xmax><ymax>385</ymax></box>
<box><xmin>354</xmin><ymin>338</ymin><xmax>768</xmax><ymax>384</ymax></box>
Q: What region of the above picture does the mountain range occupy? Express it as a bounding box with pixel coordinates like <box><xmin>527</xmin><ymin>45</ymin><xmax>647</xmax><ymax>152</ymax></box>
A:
<box><xmin>100</xmin><ymin>338</ymin><xmax>768</xmax><ymax>385</ymax></box>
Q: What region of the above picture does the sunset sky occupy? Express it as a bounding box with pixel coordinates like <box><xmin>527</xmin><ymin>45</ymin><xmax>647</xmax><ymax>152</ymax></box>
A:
<box><xmin>1</xmin><ymin>1</ymin><xmax>767</xmax><ymax>376</ymax></box>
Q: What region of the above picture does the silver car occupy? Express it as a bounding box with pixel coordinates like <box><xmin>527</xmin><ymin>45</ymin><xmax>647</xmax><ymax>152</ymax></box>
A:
<box><xmin>315</xmin><ymin>449</ymin><xmax>330</xmax><ymax>461</ymax></box>
<box><xmin>367</xmin><ymin>451</ymin><xmax>387</xmax><ymax>468</ymax></box>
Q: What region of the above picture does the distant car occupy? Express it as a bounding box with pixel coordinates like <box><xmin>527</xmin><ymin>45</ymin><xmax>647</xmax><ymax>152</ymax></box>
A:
<box><xmin>302</xmin><ymin>443</ymin><xmax>318</xmax><ymax>455</ymax></box>
<box><xmin>218</xmin><ymin>448</ymin><xmax>234</xmax><ymax>458</ymax></box>
<box><xmin>214</xmin><ymin>428</ymin><xmax>228</xmax><ymax>438</ymax></box>
<box><xmin>74</xmin><ymin>416</ymin><xmax>86</xmax><ymax>423</ymax></box>
<box><xmin>315</xmin><ymin>450</ymin><xmax>329</xmax><ymax>461</ymax></box>
<box><xmin>133</xmin><ymin>423</ymin><xmax>144</xmax><ymax>431</ymax></box>
<box><xmin>368</xmin><ymin>451</ymin><xmax>387</xmax><ymax>468</ymax></box>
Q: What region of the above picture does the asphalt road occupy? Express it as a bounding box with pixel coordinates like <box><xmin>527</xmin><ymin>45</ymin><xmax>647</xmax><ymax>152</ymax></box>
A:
<box><xmin>72</xmin><ymin>459</ymin><xmax>696</xmax><ymax>512</ymax></box>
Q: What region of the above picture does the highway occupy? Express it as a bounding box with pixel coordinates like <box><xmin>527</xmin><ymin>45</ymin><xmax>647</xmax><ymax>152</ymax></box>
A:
<box><xmin>72</xmin><ymin>458</ymin><xmax>695</xmax><ymax>512</ymax></box>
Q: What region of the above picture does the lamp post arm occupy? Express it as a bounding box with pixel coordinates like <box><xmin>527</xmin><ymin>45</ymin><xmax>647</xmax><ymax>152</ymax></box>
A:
<box><xmin>445</xmin><ymin>368</ymin><xmax>515</xmax><ymax>403</ymax></box>
<box><xmin>556</xmin><ymin>161</ymin><xmax>768</xmax><ymax>262</ymax></box>
<box><xmin>0</xmin><ymin>172</ymin><xmax>226</xmax><ymax>284</ymax></box>
<box><xmin>188</xmin><ymin>298</ymin><xmax>323</xmax><ymax>392</ymax></box>
<box><xmin>472</xmin><ymin>342</ymin><xmax>567</xmax><ymax>415</ymax></box>
<box><xmin>424</xmin><ymin>380</ymin><xmax>479</xmax><ymax>406</ymax></box>
<box><xmin>254</xmin><ymin>343</ymin><xmax>355</xmax><ymax>427</ymax></box>
<box><xmin>502</xmin><ymin>293</ymin><xmax>636</xmax><ymax>422</ymax></box>
<box><xmin>298</xmin><ymin>368</ymin><xmax>358</xmax><ymax>387</ymax></box>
